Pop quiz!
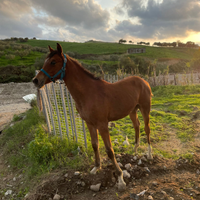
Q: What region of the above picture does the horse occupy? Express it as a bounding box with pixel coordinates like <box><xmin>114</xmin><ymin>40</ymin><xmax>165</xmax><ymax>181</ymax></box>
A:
<box><xmin>33</xmin><ymin>43</ymin><xmax>153</xmax><ymax>191</ymax></box>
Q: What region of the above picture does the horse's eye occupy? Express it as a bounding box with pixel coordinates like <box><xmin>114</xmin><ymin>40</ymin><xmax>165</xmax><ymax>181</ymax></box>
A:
<box><xmin>51</xmin><ymin>61</ymin><xmax>56</xmax><ymax>65</ymax></box>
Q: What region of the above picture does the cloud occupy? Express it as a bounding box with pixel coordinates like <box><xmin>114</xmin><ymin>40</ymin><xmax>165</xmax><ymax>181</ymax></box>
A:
<box><xmin>112</xmin><ymin>0</ymin><xmax>200</xmax><ymax>40</ymax></box>
<box><xmin>29</xmin><ymin>0</ymin><xmax>110</xmax><ymax>30</ymax></box>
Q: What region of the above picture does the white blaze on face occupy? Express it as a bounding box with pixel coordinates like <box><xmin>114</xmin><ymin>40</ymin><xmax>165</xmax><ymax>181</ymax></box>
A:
<box><xmin>44</xmin><ymin>58</ymin><xmax>49</xmax><ymax>63</ymax></box>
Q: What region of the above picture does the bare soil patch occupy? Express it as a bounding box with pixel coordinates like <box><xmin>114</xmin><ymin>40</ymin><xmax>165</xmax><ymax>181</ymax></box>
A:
<box><xmin>23</xmin><ymin>154</ymin><xmax>200</xmax><ymax>200</ymax></box>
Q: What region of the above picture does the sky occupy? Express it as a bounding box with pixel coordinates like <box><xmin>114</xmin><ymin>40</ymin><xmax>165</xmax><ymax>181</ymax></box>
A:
<box><xmin>0</xmin><ymin>0</ymin><xmax>200</xmax><ymax>45</ymax></box>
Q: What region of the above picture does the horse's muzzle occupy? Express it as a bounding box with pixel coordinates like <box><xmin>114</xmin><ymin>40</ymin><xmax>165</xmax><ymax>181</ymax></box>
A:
<box><xmin>33</xmin><ymin>78</ymin><xmax>38</xmax><ymax>85</ymax></box>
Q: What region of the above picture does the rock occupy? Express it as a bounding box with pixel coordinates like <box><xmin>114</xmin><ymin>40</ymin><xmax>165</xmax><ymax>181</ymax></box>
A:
<box><xmin>74</xmin><ymin>171</ymin><xmax>80</xmax><ymax>176</ymax></box>
<box><xmin>148</xmin><ymin>195</ymin><xmax>153</xmax><ymax>200</ymax></box>
<box><xmin>118</xmin><ymin>162</ymin><xmax>123</xmax><ymax>168</ymax></box>
<box><xmin>169</xmin><ymin>197</ymin><xmax>174</xmax><ymax>200</ymax></box>
<box><xmin>141</xmin><ymin>156</ymin><xmax>147</xmax><ymax>162</ymax></box>
<box><xmin>116</xmin><ymin>154</ymin><xmax>121</xmax><ymax>158</ymax></box>
<box><xmin>144</xmin><ymin>167</ymin><xmax>150</xmax><ymax>173</ymax></box>
<box><xmin>114</xmin><ymin>139</ymin><xmax>119</xmax><ymax>145</ymax></box>
<box><xmin>163</xmin><ymin>166</ymin><xmax>167</xmax><ymax>170</ymax></box>
<box><xmin>152</xmin><ymin>181</ymin><xmax>158</xmax><ymax>186</ymax></box>
<box><xmin>64</xmin><ymin>173</ymin><xmax>68</xmax><ymax>178</ymax></box>
<box><xmin>138</xmin><ymin>159</ymin><xmax>142</xmax><ymax>165</ymax></box>
<box><xmin>13</xmin><ymin>177</ymin><xmax>16</xmax><ymax>181</ymax></box>
<box><xmin>93</xmin><ymin>193</ymin><xmax>96</xmax><ymax>197</ymax></box>
<box><xmin>161</xmin><ymin>190</ymin><xmax>166</xmax><ymax>195</ymax></box>
<box><xmin>133</xmin><ymin>156</ymin><xmax>137</xmax><ymax>160</ymax></box>
<box><xmin>123</xmin><ymin>170</ymin><xmax>131</xmax><ymax>178</ymax></box>
<box><xmin>123</xmin><ymin>136</ymin><xmax>130</xmax><ymax>146</ymax></box>
<box><xmin>90</xmin><ymin>183</ymin><xmax>101</xmax><ymax>192</ymax></box>
<box><xmin>5</xmin><ymin>190</ymin><xmax>12</xmax><ymax>196</ymax></box>
<box><xmin>197</xmin><ymin>169</ymin><xmax>200</xmax><ymax>174</ymax></box>
<box><xmin>53</xmin><ymin>194</ymin><xmax>60</xmax><ymax>200</ymax></box>
<box><xmin>81</xmin><ymin>182</ymin><xmax>86</xmax><ymax>187</ymax></box>
<box><xmin>125</xmin><ymin>163</ymin><xmax>131</xmax><ymax>170</ymax></box>
<box><xmin>117</xmin><ymin>158</ymin><xmax>120</xmax><ymax>162</ymax></box>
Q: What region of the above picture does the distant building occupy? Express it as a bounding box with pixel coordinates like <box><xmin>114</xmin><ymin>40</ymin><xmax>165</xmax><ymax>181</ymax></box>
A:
<box><xmin>127</xmin><ymin>48</ymin><xmax>146</xmax><ymax>54</ymax></box>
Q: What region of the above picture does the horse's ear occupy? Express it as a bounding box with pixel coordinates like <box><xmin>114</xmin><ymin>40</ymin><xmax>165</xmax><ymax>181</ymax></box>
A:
<box><xmin>57</xmin><ymin>43</ymin><xmax>63</xmax><ymax>54</ymax></box>
<box><xmin>48</xmin><ymin>45</ymin><xmax>54</xmax><ymax>53</ymax></box>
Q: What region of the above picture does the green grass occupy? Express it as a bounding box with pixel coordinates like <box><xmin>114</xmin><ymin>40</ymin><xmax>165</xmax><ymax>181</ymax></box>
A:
<box><xmin>1</xmin><ymin>84</ymin><xmax>199</xmax><ymax>197</ymax></box>
<box><xmin>25</xmin><ymin>39</ymin><xmax>197</xmax><ymax>60</ymax></box>
<box><xmin>0</xmin><ymin>50</ymin><xmax>43</xmax><ymax>67</ymax></box>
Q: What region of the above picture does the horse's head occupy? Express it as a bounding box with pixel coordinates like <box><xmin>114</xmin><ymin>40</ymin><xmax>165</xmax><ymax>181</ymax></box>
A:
<box><xmin>33</xmin><ymin>43</ymin><xmax>66</xmax><ymax>88</ymax></box>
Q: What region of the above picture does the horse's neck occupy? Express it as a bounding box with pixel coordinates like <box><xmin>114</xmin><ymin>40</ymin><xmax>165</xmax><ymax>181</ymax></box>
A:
<box><xmin>64</xmin><ymin>58</ymin><xmax>94</xmax><ymax>105</ymax></box>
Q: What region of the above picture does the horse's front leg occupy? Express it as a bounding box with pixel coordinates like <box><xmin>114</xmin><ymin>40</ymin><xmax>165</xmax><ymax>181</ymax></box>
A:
<box><xmin>98</xmin><ymin>124</ymin><xmax>126</xmax><ymax>191</ymax></box>
<box><xmin>86</xmin><ymin>122</ymin><xmax>101</xmax><ymax>174</ymax></box>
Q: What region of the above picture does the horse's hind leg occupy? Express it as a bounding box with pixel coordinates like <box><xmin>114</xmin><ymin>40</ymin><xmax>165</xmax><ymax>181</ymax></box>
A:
<box><xmin>98</xmin><ymin>124</ymin><xmax>126</xmax><ymax>191</ymax></box>
<box><xmin>140</xmin><ymin>105</ymin><xmax>153</xmax><ymax>160</ymax></box>
<box><xmin>129</xmin><ymin>108</ymin><xmax>140</xmax><ymax>154</ymax></box>
<box><xmin>86</xmin><ymin>123</ymin><xmax>101</xmax><ymax>174</ymax></box>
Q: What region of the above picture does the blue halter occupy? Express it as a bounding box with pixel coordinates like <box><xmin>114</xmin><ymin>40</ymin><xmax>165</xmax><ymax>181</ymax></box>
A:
<box><xmin>41</xmin><ymin>54</ymin><xmax>67</xmax><ymax>83</ymax></box>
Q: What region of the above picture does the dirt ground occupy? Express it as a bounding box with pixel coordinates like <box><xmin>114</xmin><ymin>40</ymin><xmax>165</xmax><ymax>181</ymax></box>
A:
<box><xmin>0</xmin><ymin>82</ymin><xmax>200</xmax><ymax>200</ymax></box>
<box><xmin>0</xmin><ymin>82</ymin><xmax>36</xmax><ymax>131</ymax></box>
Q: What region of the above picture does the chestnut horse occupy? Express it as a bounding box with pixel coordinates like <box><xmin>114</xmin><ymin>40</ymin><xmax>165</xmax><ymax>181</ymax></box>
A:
<box><xmin>33</xmin><ymin>43</ymin><xmax>153</xmax><ymax>191</ymax></box>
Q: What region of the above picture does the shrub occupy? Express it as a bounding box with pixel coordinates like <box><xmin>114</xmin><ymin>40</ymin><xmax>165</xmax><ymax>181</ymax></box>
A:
<box><xmin>12</xmin><ymin>45</ymin><xmax>22</xmax><ymax>50</ymax></box>
<box><xmin>34</xmin><ymin>54</ymin><xmax>47</xmax><ymax>70</ymax></box>
<box><xmin>15</xmin><ymin>50</ymin><xmax>30</xmax><ymax>59</ymax></box>
<box><xmin>110</xmin><ymin>54</ymin><xmax>119</xmax><ymax>61</ymax></box>
<box><xmin>0</xmin><ymin>51</ymin><xmax>4</xmax><ymax>57</ymax></box>
<box><xmin>5</xmin><ymin>54</ymin><xmax>15</xmax><ymax>60</ymax></box>
<box><xmin>0</xmin><ymin>45</ymin><xmax>6</xmax><ymax>51</ymax></box>
<box><xmin>66</xmin><ymin>51</ymin><xmax>75</xmax><ymax>58</ymax></box>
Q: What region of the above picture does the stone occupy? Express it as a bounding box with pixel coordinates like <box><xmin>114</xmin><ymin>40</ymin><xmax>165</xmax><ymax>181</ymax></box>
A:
<box><xmin>81</xmin><ymin>182</ymin><xmax>86</xmax><ymax>187</ymax></box>
<box><xmin>123</xmin><ymin>136</ymin><xmax>130</xmax><ymax>146</ymax></box>
<box><xmin>152</xmin><ymin>181</ymin><xmax>158</xmax><ymax>186</ymax></box>
<box><xmin>118</xmin><ymin>162</ymin><xmax>123</xmax><ymax>167</ymax></box>
<box><xmin>123</xmin><ymin>170</ymin><xmax>131</xmax><ymax>178</ymax></box>
<box><xmin>169</xmin><ymin>197</ymin><xmax>174</xmax><ymax>200</ymax></box>
<box><xmin>125</xmin><ymin>163</ymin><xmax>131</xmax><ymax>170</ymax></box>
<box><xmin>13</xmin><ymin>177</ymin><xmax>16</xmax><ymax>181</ymax></box>
<box><xmin>161</xmin><ymin>190</ymin><xmax>166</xmax><ymax>195</ymax></box>
<box><xmin>138</xmin><ymin>159</ymin><xmax>142</xmax><ymax>165</ymax></box>
<box><xmin>141</xmin><ymin>156</ymin><xmax>147</xmax><ymax>162</ymax></box>
<box><xmin>53</xmin><ymin>194</ymin><xmax>60</xmax><ymax>200</ymax></box>
<box><xmin>5</xmin><ymin>190</ymin><xmax>12</xmax><ymax>196</ymax></box>
<box><xmin>74</xmin><ymin>171</ymin><xmax>80</xmax><ymax>176</ymax></box>
<box><xmin>148</xmin><ymin>195</ymin><xmax>153</xmax><ymax>200</ymax></box>
<box><xmin>90</xmin><ymin>183</ymin><xmax>101</xmax><ymax>192</ymax></box>
<box><xmin>64</xmin><ymin>173</ymin><xmax>68</xmax><ymax>178</ymax></box>
<box><xmin>144</xmin><ymin>167</ymin><xmax>150</xmax><ymax>173</ymax></box>
<box><xmin>133</xmin><ymin>156</ymin><xmax>137</xmax><ymax>160</ymax></box>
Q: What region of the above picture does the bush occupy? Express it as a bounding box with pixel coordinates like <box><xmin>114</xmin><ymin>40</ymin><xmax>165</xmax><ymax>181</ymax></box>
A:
<box><xmin>12</xmin><ymin>45</ymin><xmax>22</xmax><ymax>50</ymax></box>
<box><xmin>34</xmin><ymin>54</ymin><xmax>47</xmax><ymax>70</ymax></box>
<box><xmin>32</xmin><ymin>47</ymin><xmax>48</xmax><ymax>53</ymax></box>
<box><xmin>110</xmin><ymin>54</ymin><xmax>119</xmax><ymax>61</ymax></box>
<box><xmin>119</xmin><ymin>56</ymin><xmax>136</xmax><ymax>74</ymax></box>
<box><xmin>0</xmin><ymin>51</ymin><xmax>4</xmax><ymax>57</ymax></box>
<box><xmin>0</xmin><ymin>45</ymin><xmax>6</xmax><ymax>51</ymax></box>
<box><xmin>5</xmin><ymin>54</ymin><xmax>15</xmax><ymax>60</ymax></box>
<box><xmin>66</xmin><ymin>51</ymin><xmax>75</xmax><ymax>58</ymax></box>
<box><xmin>15</xmin><ymin>50</ymin><xmax>30</xmax><ymax>59</ymax></box>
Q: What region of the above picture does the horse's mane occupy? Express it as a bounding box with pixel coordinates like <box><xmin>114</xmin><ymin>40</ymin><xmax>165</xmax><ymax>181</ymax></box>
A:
<box><xmin>47</xmin><ymin>51</ymin><xmax>101</xmax><ymax>81</ymax></box>
<box><xmin>69</xmin><ymin>57</ymin><xmax>101</xmax><ymax>81</ymax></box>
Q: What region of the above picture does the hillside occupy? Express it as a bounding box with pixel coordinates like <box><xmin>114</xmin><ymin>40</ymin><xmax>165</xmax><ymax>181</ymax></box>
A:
<box><xmin>25</xmin><ymin>39</ymin><xmax>197</xmax><ymax>60</ymax></box>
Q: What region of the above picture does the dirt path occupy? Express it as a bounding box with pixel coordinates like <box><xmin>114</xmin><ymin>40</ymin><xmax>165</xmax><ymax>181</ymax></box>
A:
<box><xmin>0</xmin><ymin>82</ymin><xmax>37</xmax><ymax>131</ymax></box>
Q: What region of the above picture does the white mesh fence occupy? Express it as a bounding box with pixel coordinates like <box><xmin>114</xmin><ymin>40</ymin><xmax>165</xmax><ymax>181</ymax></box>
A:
<box><xmin>40</xmin><ymin>83</ymin><xmax>87</xmax><ymax>148</ymax></box>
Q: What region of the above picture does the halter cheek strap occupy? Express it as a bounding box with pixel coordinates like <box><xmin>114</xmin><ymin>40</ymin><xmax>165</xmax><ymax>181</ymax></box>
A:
<box><xmin>41</xmin><ymin>54</ymin><xmax>67</xmax><ymax>83</ymax></box>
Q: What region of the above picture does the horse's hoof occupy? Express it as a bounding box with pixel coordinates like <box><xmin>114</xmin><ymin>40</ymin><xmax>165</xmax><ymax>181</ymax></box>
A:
<box><xmin>90</xmin><ymin>166</ymin><xmax>100</xmax><ymax>174</ymax></box>
<box><xmin>118</xmin><ymin>182</ymin><xmax>126</xmax><ymax>191</ymax></box>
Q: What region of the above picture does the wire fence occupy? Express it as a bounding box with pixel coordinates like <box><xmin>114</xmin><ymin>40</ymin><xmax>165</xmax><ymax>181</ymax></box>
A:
<box><xmin>39</xmin><ymin>72</ymin><xmax>200</xmax><ymax>148</ymax></box>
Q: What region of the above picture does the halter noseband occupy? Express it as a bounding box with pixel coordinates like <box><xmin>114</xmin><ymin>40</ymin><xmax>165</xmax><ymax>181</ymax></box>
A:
<box><xmin>41</xmin><ymin>54</ymin><xmax>67</xmax><ymax>83</ymax></box>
